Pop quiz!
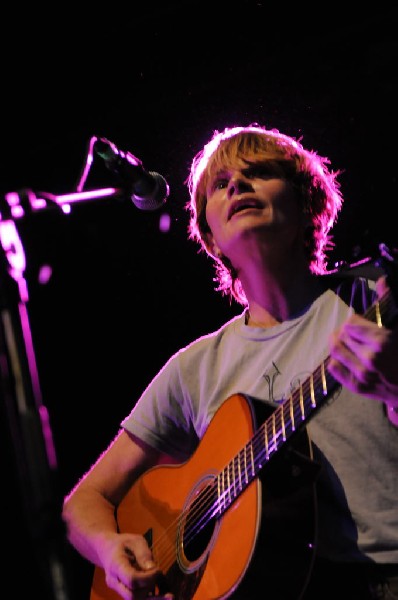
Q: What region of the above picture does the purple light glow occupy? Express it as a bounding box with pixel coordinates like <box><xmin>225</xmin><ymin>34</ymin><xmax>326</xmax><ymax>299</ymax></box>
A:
<box><xmin>38</xmin><ymin>264</ymin><xmax>53</xmax><ymax>285</ymax></box>
<box><xmin>159</xmin><ymin>212</ymin><xmax>171</xmax><ymax>233</ymax></box>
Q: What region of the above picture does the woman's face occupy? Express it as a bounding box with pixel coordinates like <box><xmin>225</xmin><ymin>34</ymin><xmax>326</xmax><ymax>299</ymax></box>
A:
<box><xmin>204</xmin><ymin>156</ymin><xmax>304</xmax><ymax>264</ymax></box>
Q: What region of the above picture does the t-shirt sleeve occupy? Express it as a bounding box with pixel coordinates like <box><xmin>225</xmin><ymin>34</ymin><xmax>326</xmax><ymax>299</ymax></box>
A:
<box><xmin>121</xmin><ymin>351</ymin><xmax>200</xmax><ymax>462</ymax></box>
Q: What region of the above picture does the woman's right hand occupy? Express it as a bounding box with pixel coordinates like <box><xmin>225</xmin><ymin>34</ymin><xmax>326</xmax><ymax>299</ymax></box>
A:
<box><xmin>98</xmin><ymin>532</ymin><xmax>173</xmax><ymax>600</ymax></box>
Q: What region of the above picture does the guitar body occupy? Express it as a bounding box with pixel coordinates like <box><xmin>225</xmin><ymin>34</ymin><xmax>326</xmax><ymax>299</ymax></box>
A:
<box><xmin>91</xmin><ymin>393</ymin><xmax>318</xmax><ymax>600</ymax></box>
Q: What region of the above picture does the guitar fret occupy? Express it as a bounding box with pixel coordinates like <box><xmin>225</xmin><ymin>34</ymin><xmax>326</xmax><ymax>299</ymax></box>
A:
<box><xmin>265</xmin><ymin>419</ymin><xmax>276</xmax><ymax>456</ymax></box>
<box><xmin>227</xmin><ymin>462</ymin><xmax>231</xmax><ymax>503</ymax></box>
<box><xmin>264</xmin><ymin>423</ymin><xmax>269</xmax><ymax>460</ymax></box>
<box><xmin>223</xmin><ymin>468</ymin><xmax>227</xmax><ymax>508</ymax></box>
<box><xmin>281</xmin><ymin>403</ymin><xmax>286</xmax><ymax>441</ymax></box>
<box><xmin>234</xmin><ymin>457</ymin><xmax>239</xmax><ymax>496</ymax></box>
<box><xmin>237</xmin><ymin>450</ymin><xmax>242</xmax><ymax>491</ymax></box>
<box><xmin>217</xmin><ymin>472</ymin><xmax>223</xmax><ymax>514</ymax></box>
<box><xmin>321</xmin><ymin>362</ymin><xmax>327</xmax><ymax>395</ymax></box>
<box><xmin>249</xmin><ymin>440</ymin><xmax>255</xmax><ymax>477</ymax></box>
<box><xmin>289</xmin><ymin>394</ymin><xmax>295</xmax><ymax>431</ymax></box>
<box><xmin>375</xmin><ymin>300</ymin><xmax>382</xmax><ymax>327</ymax></box>
<box><xmin>299</xmin><ymin>384</ymin><xmax>305</xmax><ymax>419</ymax></box>
<box><xmin>272</xmin><ymin>412</ymin><xmax>277</xmax><ymax>449</ymax></box>
<box><xmin>310</xmin><ymin>374</ymin><xmax>316</xmax><ymax>408</ymax></box>
<box><xmin>244</xmin><ymin>444</ymin><xmax>249</xmax><ymax>484</ymax></box>
<box><xmin>234</xmin><ymin>462</ymin><xmax>238</xmax><ymax>493</ymax></box>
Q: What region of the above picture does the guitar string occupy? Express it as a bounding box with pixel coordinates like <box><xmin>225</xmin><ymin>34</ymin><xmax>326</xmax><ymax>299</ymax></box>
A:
<box><xmin>147</xmin><ymin>292</ymin><xmax>395</xmax><ymax>573</ymax></box>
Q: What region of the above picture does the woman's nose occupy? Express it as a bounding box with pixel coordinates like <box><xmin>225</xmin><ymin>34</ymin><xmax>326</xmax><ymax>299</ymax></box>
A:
<box><xmin>227</xmin><ymin>174</ymin><xmax>252</xmax><ymax>198</ymax></box>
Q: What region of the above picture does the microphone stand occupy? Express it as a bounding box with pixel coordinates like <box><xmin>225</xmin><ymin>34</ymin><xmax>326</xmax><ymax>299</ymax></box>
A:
<box><xmin>0</xmin><ymin>183</ymin><xmax>122</xmax><ymax>599</ymax></box>
<box><xmin>1</xmin><ymin>133</ymin><xmax>167</xmax><ymax>598</ymax></box>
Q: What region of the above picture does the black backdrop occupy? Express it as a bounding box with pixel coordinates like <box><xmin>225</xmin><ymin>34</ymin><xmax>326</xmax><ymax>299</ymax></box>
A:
<box><xmin>1</xmin><ymin>3</ymin><xmax>398</xmax><ymax>598</ymax></box>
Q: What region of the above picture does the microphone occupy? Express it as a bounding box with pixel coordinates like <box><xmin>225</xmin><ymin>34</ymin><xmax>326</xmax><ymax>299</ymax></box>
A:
<box><xmin>94</xmin><ymin>137</ymin><xmax>170</xmax><ymax>211</ymax></box>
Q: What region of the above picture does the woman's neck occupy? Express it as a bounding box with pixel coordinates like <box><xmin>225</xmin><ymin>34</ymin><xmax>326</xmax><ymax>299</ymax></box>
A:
<box><xmin>244</xmin><ymin>268</ymin><xmax>326</xmax><ymax>328</ymax></box>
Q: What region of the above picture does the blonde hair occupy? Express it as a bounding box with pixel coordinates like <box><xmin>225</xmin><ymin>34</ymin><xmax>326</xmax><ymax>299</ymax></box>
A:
<box><xmin>186</xmin><ymin>124</ymin><xmax>344</xmax><ymax>306</ymax></box>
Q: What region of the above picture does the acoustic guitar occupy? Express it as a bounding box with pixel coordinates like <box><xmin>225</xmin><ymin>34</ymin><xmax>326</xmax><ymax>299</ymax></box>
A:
<box><xmin>90</xmin><ymin>283</ymin><xmax>397</xmax><ymax>599</ymax></box>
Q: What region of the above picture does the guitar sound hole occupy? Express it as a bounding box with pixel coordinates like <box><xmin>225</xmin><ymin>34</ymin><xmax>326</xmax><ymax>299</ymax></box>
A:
<box><xmin>183</xmin><ymin>484</ymin><xmax>217</xmax><ymax>562</ymax></box>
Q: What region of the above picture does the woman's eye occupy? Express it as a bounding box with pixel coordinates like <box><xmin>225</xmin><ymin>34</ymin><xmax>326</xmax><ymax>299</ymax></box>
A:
<box><xmin>212</xmin><ymin>179</ymin><xmax>228</xmax><ymax>190</ymax></box>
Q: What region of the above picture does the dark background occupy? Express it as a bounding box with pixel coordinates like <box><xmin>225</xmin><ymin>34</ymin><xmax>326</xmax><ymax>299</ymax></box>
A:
<box><xmin>1</xmin><ymin>3</ymin><xmax>398</xmax><ymax>598</ymax></box>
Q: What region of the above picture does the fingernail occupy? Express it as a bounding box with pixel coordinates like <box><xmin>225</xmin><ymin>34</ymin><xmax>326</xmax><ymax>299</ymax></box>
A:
<box><xmin>143</xmin><ymin>560</ymin><xmax>156</xmax><ymax>569</ymax></box>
